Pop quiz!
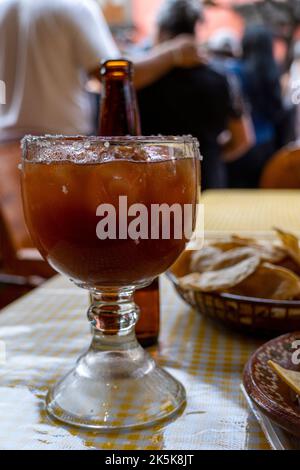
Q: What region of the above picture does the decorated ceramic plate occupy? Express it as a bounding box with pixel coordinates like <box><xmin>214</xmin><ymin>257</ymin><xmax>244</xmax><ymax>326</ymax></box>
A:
<box><xmin>243</xmin><ymin>332</ymin><xmax>300</xmax><ymax>437</ymax></box>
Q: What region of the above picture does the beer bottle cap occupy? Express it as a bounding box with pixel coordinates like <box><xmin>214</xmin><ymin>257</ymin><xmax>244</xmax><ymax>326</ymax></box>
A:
<box><xmin>100</xmin><ymin>59</ymin><xmax>133</xmax><ymax>78</ymax></box>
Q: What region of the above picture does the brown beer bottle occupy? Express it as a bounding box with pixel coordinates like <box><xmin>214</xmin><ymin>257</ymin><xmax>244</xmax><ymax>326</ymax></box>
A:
<box><xmin>98</xmin><ymin>59</ymin><xmax>160</xmax><ymax>347</ymax></box>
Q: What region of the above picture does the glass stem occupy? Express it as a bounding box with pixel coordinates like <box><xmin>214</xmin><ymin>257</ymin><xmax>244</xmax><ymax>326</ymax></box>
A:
<box><xmin>88</xmin><ymin>289</ymin><xmax>140</xmax><ymax>349</ymax></box>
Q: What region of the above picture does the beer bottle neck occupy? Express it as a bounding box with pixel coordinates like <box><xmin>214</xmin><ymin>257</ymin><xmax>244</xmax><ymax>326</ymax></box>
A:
<box><xmin>98</xmin><ymin>59</ymin><xmax>141</xmax><ymax>136</ymax></box>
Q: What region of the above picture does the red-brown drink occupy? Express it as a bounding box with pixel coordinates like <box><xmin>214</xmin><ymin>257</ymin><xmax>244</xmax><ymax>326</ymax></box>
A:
<box><xmin>22</xmin><ymin>154</ymin><xmax>197</xmax><ymax>289</ymax></box>
<box><xmin>21</xmin><ymin>135</ymin><xmax>200</xmax><ymax>431</ymax></box>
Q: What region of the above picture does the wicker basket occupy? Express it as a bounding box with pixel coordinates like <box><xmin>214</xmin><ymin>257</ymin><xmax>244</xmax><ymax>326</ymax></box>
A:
<box><xmin>168</xmin><ymin>271</ymin><xmax>300</xmax><ymax>336</ymax></box>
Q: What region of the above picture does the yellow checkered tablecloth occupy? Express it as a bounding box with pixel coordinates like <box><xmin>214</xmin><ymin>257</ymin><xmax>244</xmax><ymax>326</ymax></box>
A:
<box><xmin>2</xmin><ymin>189</ymin><xmax>298</xmax><ymax>450</ymax></box>
<box><xmin>203</xmin><ymin>189</ymin><xmax>300</xmax><ymax>238</ymax></box>
<box><xmin>0</xmin><ymin>277</ymin><xmax>266</xmax><ymax>450</ymax></box>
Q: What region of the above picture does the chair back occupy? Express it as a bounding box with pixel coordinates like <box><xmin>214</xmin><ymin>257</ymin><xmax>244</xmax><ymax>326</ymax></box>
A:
<box><xmin>0</xmin><ymin>141</ymin><xmax>32</xmax><ymax>266</ymax></box>
<box><xmin>260</xmin><ymin>144</ymin><xmax>300</xmax><ymax>188</ymax></box>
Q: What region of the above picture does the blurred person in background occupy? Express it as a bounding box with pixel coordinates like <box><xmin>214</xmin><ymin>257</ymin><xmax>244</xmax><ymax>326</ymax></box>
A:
<box><xmin>0</xmin><ymin>0</ymin><xmax>201</xmax><ymax>142</ymax></box>
<box><xmin>282</xmin><ymin>40</ymin><xmax>300</xmax><ymax>140</ymax></box>
<box><xmin>226</xmin><ymin>25</ymin><xmax>286</xmax><ymax>188</ymax></box>
<box><xmin>138</xmin><ymin>0</ymin><xmax>252</xmax><ymax>190</ymax></box>
<box><xmin>206</xmin><ymin>28</ymin><xmax>255</xmax><ymax>171</ymax></box>
<box><xmin>207</xmin><ymin>28</ymin><xmax>241</xmax><ymax>63</ymax></box>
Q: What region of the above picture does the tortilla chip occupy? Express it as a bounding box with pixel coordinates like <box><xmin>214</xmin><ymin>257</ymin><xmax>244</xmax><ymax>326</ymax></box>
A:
<box><xmin>205</xmin><ymin>246</ymin><xmax>260</xmax><ymax>271</ymax></box>
<box><xmin>178</xmin><ymin>253</ymin><xmax>260</xmax><ymax>292</ymax></box>
<box><xmin>190</xmin><ymin>246</ymin><xmax>256</xmax><ymax>273</ymax></box>
<box><xmin>268</xmin><ymin>360</ymin><xmax>300</xmax><ymax>395</ymax></box>
<box><xmin>211</xmin><ymin>235</ymin><xmax>286</xmax><ymax>263</ymax></box>
<box><xmin>228</xmin><ymin>262</ymin><xmax>300</xmax><ymax>300</ymax></box>
<box><xmin>277</xmin><ymin>256</ymin><xmax>300</xmax><ymax>276</ymax></box>
<box><xmin>190</xmin><ymin>245</ymin><xmax>222</xmax><ymax>272</ymax></box>
<box><xmin>275</xmin><ymin>228</ymin><xmax>300</xmax><ymax>266</ymax></box>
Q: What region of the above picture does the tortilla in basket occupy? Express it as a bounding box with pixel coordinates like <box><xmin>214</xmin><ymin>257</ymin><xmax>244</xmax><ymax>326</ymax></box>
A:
<box><xmin>178</xmin><ymin>250</ymin><xmax>260</xmax><ymax>292</ymax></box>
<box><xmin>227</xmin><ymin>262</ymin><xmax>300</xmax><ymax>300</ymax></box>
<box><xmin>275</xmin><ymin>228</ymin><xmax>300</xmax><ymax>266</ymax></box>
<box><xmin>211</xmin><ymin>235</ymin><xmax>286</xmax><ymax>263</ymax></box>
<box><xmin>190</xmin><ymin>245</ymin><xmax>223</xmax><ymax>272</ymax></box>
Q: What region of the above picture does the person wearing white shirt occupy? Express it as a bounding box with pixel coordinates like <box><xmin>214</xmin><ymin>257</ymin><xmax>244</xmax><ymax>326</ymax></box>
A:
<box><xmin>0</xmin><ymin>0</ymin><xmax>202</xmax><ymax>142</ymax></box>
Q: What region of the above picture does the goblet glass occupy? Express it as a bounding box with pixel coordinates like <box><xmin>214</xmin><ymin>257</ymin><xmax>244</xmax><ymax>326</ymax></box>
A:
<box><xmin>21</xmin><ymin>135</ymin><xmax>200</xmax><ymax>430</ymax></box>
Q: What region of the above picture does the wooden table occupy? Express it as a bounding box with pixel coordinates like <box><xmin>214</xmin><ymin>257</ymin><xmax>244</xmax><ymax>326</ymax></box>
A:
<box><xmin>1</xmin><ymin>189</ymin><xmax>300</xmax><ymax>450</ymax></box>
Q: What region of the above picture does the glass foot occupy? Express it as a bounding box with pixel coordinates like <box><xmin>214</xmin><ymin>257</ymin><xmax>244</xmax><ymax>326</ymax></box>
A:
<box><xmin>46</xmin><ymin>340</ymin><xmax>186</xmax><ymax>431</ymax></box>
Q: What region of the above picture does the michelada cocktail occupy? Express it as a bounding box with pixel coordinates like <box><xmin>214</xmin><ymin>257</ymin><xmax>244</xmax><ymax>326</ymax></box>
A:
<box><xmin>21</xmin><ymin>135</ymin><xmax>200</xmax><ymax>430</ymax></box>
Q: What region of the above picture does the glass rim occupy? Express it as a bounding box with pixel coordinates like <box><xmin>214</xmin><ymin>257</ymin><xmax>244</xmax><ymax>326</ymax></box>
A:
<box><xmin>21</xmin><ymin>134</ymin><xmax>201</xmax><ymax>164</ymax></box>
<box><xmin>22</xmin><ymin>134</ymin><xmax>199</xmax><ymax>147</ymax></box>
